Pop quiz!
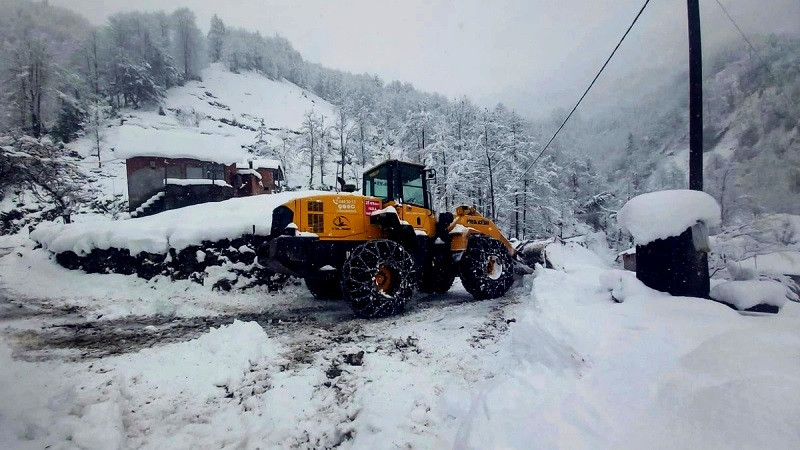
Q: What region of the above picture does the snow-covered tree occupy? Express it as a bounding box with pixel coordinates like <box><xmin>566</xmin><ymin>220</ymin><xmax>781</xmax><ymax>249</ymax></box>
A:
<box><xmin>171</xmin><ymin>8</ymin><xmax>203</xmax><ymax>80</ymax></box>
<box><xmin>207</xmin><ymin>14</ymin><xmax>226</xmax><ymax>63</ymax></box>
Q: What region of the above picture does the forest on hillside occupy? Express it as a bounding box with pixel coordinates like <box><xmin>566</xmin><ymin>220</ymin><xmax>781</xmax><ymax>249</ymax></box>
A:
<box><xmin>1</xmin><ymin>0</ymin><xmax>798</xmax><ymax>244</ymax></box>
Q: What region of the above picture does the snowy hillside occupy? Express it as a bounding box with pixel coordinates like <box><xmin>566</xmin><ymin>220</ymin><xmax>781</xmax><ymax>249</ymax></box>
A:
<box><xmin>66</xmin><ymin>64</ymin><xmax>338</xmax><ymax>203</ymax></box>
<box><xmin>556</xmin><ymin>36</ymin><xmax>800</xmax><ymax>222</ymax></box>
<box><xmin>165</xmin><ymin>64</ymin><xmax>337</xmax><ymax>132</ymax></box>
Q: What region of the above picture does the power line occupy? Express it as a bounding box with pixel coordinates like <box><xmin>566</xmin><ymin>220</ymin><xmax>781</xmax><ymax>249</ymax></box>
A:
<box><xmin>518</xmin><ymin>0</ymin><xmax>652</xmax><ymax>180</ymax></box>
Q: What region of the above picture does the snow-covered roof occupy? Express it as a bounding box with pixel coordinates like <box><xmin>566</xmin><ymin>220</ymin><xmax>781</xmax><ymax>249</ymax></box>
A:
<box><xmin>113</xmin><ymin>126</ymin><xmax>249</xmax><ymax>164</ymax></box>
<box><xmin>618</xmin><ymin>190</ymin><xmax>721</xmax><ymax>246</ymax></box>
<box><xmin>252</xmin><ymin>159</ymin><xmax>282</xmax><ymax>170</ymax></box>
<box><xmin>618</xmin><ymin>247</ymin><xmax>636</xmax><ymax>256</ymax></box>
<box><xmin>234</xmin><ymin>159</ymin><xmax>282</xmax><ymax>170</ymax></box>
<box><xmin>235</xmin><ymin>168</ymin><xmax>262</xmax><ymax>180</ymax></box>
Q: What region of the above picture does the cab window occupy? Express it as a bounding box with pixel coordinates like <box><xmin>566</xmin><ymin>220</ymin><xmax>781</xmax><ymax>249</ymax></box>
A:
<box><xmin>365</xmin><ymin>165</ymin><xmax>389</xmax><ymax>200</ymax></box>
<box><xmin>398</xmin><ymin>165</ymin><xmax>425</xmax><ymax>207</ymax></box>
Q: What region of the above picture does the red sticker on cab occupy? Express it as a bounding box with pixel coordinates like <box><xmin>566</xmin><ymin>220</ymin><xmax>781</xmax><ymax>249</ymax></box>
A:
<box><xmin>364</xmin><ymin>199</ymin><xmax>381</xmax><ymax>216</ymax></box>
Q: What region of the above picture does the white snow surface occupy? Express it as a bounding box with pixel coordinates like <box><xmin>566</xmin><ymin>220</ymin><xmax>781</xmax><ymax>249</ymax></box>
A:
<box><xmin>2</xmin><ymin>239</ymin><xmax>800</xmax><ymax>449</ymax></box>
<box><xmin>236</xmin><ymin>159</ymin><xmax>282</xmax><ymax>170</ymax></box>
<box><xmin>0</xmin><ymin>321</ymin><xmax>281</xmax><ymax>449</ymax></box>
<box><xmin>618</xmin><ymin>189</ymin><xmax>721</xmax><ymax>245</ymax></box>
<box><xmin>165</xmin><ymin>178</ymin><xmax>231</xmax><ymax>187</ymax></box>
<box><xmin>710</xmin><ymin>280</ymin><xmax>790</xmax><ymax>309</ymax></box>
<box><xmin>111</xmin><ymin>126</ymin><xmax>249</xmax><ymax>164</ymax></box>
<box><xmin>167</xmin><ymin>63</ymin><xmax>336</xmax><ymax>131</ymax></box>
<box><xmin>130</xmin><ymin>191</ymin><xmax>165</xmax><ymax>217</ymax></box>
<box><xmin>109</xmin><ymin>64</ymin><xmax>336</xmax><ymax>166</ymax></box>
<box><xmin>31</xmin><ymin>191</ymin><xmax>324</xmax><ymax>255</ymax></box>
<box><xmin>736</xmin><ymin>251</ymin><xmax>800</xmax><ymax>276</ymax></box>
<box><xmin>370</xmin><ymin>205</ymin><xmax>397</xmax><ymax>216</ymax></box>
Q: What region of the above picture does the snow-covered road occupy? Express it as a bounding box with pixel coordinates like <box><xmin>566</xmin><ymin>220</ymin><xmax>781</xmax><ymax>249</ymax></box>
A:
<box><xmin>1</xmin><ymin>241</ymin><xmax>799</xmax><ymax>449</ymax></box>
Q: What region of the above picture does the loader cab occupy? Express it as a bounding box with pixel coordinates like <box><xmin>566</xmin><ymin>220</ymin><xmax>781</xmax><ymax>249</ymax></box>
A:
<box><xmin>363</xmin><ymin>160</ymin><xmax>432</xmax><ymax>210</ymax></box>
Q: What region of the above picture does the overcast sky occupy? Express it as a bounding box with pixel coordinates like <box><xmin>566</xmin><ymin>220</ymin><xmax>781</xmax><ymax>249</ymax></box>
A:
<box><xmin>52</xmin><ymin>0</ymin><xmax>799</xmax><ymax>117</ymax></box>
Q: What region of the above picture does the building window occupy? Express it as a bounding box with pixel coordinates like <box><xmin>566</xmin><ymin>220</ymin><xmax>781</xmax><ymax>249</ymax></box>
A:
<box><xmin>166</xmin><ymin>164</ymin><xmax>181</xmax><ymax>178</ymax></box>
<box><xmin>186</xmin><ymin>165</ymin><xmax>203</xmax><ymax>179</ymax></box>
<box><xmin>207</xmin><ymin>163</ymin><xmax>224</xmax><ymax>180</ymax></box>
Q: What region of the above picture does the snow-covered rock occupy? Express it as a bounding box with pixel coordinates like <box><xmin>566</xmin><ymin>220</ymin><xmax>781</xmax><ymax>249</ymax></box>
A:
<box><xmin>618</xmin><ymin>190</ymin><xmax>721</xmax><ymax>246</ymax></box>
<box><xmin>710</xmin><ymin>280</ymin><xmax>791</xmax><ymax>310</ymax></box>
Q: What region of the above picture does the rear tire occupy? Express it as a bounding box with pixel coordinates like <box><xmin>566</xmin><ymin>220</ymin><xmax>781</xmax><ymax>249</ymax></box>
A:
<box><xmin>304</xmin><ymin>277</ymin><xmax>343</xmax><ymax>300</ymax></box>
<box><xmin>342</xmin><ymin>240</ymin><xmax>415</xmax><ymax>318</ymax></box>
<box><xmin>459</xmin><ymin>235</ymin><xmax>514</xmax><ymax>300</ymax></box>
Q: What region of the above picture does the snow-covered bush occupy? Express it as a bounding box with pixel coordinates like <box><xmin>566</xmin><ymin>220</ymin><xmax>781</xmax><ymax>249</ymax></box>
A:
<box><xmin>0</xmin><ymin>135</ymin><xmax>93</xmax><ymax>230</ymax></box>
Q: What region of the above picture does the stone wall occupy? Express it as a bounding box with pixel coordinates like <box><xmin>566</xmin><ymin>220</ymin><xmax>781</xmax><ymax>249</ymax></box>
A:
<box><xmin>52</xmin><ymin>235</ymin><xmax>288</xmax><ymax>292</ymax></box>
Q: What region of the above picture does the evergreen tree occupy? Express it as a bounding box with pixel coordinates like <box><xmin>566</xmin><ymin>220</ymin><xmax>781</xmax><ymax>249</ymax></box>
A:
<box><xmin>51</xmin><ymin>92</ymin><xmax>86</xmax><ymax>143</ymax></box>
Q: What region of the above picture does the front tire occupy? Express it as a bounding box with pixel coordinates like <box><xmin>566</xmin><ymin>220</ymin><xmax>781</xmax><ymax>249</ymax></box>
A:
<box><xmin>342</xmin><ymin>240</ymin><xmax>415</xmax><ymax>318</ymax></box>
<box><xmin>459</xmin><ymin>235</ymin><xmax>514</xmax><ymax>300</ymax></box>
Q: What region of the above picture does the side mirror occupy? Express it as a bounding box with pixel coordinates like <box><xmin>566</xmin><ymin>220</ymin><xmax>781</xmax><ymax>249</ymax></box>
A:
<box><xmin>424</xmin><ymin>168</ymin><xmax>437</xmax><ymax>182</ymax></box>
<box><xmin>336</xmin><ymin>176</ymin><xmax>357</xmax><ymax>193</ymax></box>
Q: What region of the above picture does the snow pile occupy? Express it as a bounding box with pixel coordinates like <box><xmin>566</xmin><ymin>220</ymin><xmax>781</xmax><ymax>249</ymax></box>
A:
<box><xmin>618</xmin><ymin>190</ymin><xmax>721</xmax><ymax>245</ymax></box>
<box><xmin>0</xmin><ymin>242</ymin><xmax>307</xmax><ymax>319</ymax></box>
<box><xmin>114</xmin><ymin>320</ymin><xmax>278</xmax><ymax>397</ymax></box>
<box><xmin>599</xmin><ymin>269</ymin><xmax>668</xmax><ymax>303</ymax></box>
<box><xmin>735</xmin><ymin>251</ymin><xmax>800</xmax><ymax>276</ymax></box>
<box><xmin>31</xmin><ymin>190</ymin><xmax>324</xmax><ymax>255</ymax></box>
<box><xmin>710</xmin><ymin>280</ymin><xmax>791</xmax><ymax>310</ymax></box>
<box><xmin>455</xmin><ymin>242</ymin><xmax>800</xmax><ymax>448</ymax></box>
<box><xmin>545</xmin><ymin>241</ymin><xmax>609</xmax><ymax>272</ymax></box>
<box><xmin>0</xmin><ymin>321</ymin><xmax>281</xmax><ymax>449</ymax></box>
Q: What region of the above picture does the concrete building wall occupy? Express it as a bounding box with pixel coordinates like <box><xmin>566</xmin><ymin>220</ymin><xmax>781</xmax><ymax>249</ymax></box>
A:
<box><xmin>126</xmin><ymin>157</ymin><xmax>233</xmax><ymax>211</ymax></box>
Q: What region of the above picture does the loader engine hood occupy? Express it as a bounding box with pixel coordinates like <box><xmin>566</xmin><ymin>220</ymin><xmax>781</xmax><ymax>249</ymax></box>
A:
<box><xmin>270</xmin><ymin>194</ymin><xmax>384</xmax><ymax>239</ymax></box>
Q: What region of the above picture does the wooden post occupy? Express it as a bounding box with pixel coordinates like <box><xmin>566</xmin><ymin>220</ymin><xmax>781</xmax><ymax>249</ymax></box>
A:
<box><xmin>688</xmin><ymin>0</ymin><xmax>703</xmax><ymax>191</ymax></box>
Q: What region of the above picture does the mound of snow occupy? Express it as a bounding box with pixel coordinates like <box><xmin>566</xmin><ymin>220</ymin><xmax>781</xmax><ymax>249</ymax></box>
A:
<box><xmin>710</xmin><ymin>280</ymin><xmax>790</xmax><ymax>310</ymax></box>
<box><xmin>31</xmin><ymin>191</ymin><xmax>325</xmax><ymax>255</ymax></box>
<box><xmin>116</xmin><ymin>320</ymin><xmax>278</xmax><ymax>398</ymax></box>
<box><xmin>545</xmin><ymin>242</ymin><xmax>609</xmax><ymax>272</ymax></box>
<box><xmin>735</xmin><ymin>251</ymin><xmax>800</xmax><ymax>276</ymax></box>
<box><xmin>599</xmin><ymin>269</ymin><xmax>667</xmax><ymax>302</ymax></box>
<box><xmin>618</xmin><ymin>190</ymin><xmax>721</xmax><ymax>245</ymax></box>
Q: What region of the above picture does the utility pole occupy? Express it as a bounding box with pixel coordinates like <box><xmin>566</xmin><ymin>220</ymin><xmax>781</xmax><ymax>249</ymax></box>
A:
<box><xmin>687</xmin><ymin>0</ymin><xmax>703</xmax><ymax>191</ymax></box>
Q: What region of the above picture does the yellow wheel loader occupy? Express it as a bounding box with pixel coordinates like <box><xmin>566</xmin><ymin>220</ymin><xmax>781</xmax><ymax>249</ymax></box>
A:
<box><xmin>259</xmin><ymin>160</ymin><xmax>531</xmax><ymax>318</ymax></box>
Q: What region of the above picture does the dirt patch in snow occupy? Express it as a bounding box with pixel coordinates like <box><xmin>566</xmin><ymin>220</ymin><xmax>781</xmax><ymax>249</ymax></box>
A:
<box><xmin>2</xmin><ymin>286</ymin><xmax>511</xmax><ymax>362</ymax></box>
